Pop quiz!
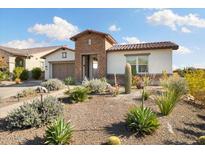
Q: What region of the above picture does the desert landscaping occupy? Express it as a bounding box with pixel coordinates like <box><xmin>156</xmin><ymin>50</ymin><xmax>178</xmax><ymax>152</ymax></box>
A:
<box><xmin>0</xmin><ymin>66</ymin><xmax>205</xmax><ymax>145</ymax></box>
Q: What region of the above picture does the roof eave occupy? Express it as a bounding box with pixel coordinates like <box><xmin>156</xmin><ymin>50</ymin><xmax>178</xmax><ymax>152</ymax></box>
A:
<box><xmin>41</xmin><ymin>47</ymin><xmax>75</xmax><ymax>59</ymax></box>
<box><xmin>70</xmin><ymin>29</ymin><xmax>117</xmax><ymax>44</ymax></box>
<box><xmin>107</xmin><ymin>46</ymin><xmax>179</xmax><ymax>52</ymax></box>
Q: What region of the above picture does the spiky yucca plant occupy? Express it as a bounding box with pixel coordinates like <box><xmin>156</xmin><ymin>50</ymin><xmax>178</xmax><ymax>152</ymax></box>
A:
<box><xmin>45</xmin><ymin>118</ymin><xmax>73</xmax><ymax>145</ymax></box>
<box><xmin>126</xmin><ymin>107</ymin><xmax>159</xmax><ymax>135</ymax></box>
<box><xmin>156</xmin><ymin>90</ymin><xmax>179</xmax><ymax>116</ymax></box>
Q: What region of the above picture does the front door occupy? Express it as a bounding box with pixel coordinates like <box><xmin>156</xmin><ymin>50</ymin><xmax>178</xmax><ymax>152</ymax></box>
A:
<box><xmin>82</xmin><ymin>55</ymin><xmax>98</xmax><ymax>79</ymax></box>
<box><xmin>91</xmin><ymin>55</ymin><xmax>98</xmax><ymax>79</ymax></box>
<box><xmin>82</xmin><ymin>55</ymin><xmax>90</xmax><ymax>79</ymax></box>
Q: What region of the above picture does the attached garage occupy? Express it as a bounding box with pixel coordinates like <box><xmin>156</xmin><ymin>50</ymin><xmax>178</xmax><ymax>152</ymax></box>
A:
<box><xmin>42</xmin><ymin>46</ymin><xmax>75</xmax><ymax>80</ymax></box>
<box><xmin>52</xmin><ymin>62</ymin><xmax>74</xmax><ymax>80</ymax></box>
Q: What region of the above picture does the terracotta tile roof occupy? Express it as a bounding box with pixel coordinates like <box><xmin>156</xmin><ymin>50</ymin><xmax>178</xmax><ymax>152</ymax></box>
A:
<box><xmin>107</xmin><ymin>41</ymin><xmax>179</xmax><ymax>51</ymax></box>
<box><xmin>70</xmin><ymin>29</ymin><xmax>117</xmax><ymax>44</ymax></box>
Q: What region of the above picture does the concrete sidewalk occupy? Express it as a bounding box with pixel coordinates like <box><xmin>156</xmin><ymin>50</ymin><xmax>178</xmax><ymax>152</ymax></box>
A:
<box><xmin>0</xmin><ymin>80</ymin><xmax>42</xmax><ymax>99</ymax></box>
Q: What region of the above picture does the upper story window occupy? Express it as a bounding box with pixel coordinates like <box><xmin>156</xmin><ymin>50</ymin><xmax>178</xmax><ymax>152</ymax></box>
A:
<box><xmin>62</xmin><ymin>52</ymin><xmax>67</xmax><ymax>58</ymax></box>
<box><xmin>88</xmin><ymin>39</ymin><xmax>92</xmax><ymax>45</ymax></box>
<box><xmin>126</xmin><ymin>55</ymin><xmax>149</xmax><ymax>74</ymax></box>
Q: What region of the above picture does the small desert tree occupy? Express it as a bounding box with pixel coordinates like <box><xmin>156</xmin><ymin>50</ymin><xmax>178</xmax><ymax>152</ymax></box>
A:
<box><xmin>0</xmin><ymin>57</ymin><xmax>8</xmax><ymax>70</ymax></box>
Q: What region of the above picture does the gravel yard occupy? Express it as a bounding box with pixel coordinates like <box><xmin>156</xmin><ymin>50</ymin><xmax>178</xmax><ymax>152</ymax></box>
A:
<box><xmin>0</xmin><ymin>87</ymin><xmax>204</xmax><ymax>145</ymax></box>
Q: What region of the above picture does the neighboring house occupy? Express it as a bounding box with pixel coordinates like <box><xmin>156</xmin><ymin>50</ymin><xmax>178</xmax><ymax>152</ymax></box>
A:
<box><xmin>43</xmin><ymin>29</ymin><xmax>179</xmax><ymax>82</ymax></box>
<box><xmin>41</xmin><ymin>47</ymin><xmax>75</xmax><ymax>80</ymax></box>
<box><xmin>0</xmin><ymin>45</ymin><xmax>70</xmax><ymax>75</ymax></box>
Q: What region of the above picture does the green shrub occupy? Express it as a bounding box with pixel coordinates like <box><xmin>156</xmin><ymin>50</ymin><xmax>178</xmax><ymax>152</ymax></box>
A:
<box><xmin>126</xmin><ymin>107</ymin><xmax>159</xmax><ymax>135</ymax></box>
<box><xmin>107</xmin><ymin>136</ymin><xmax>121</xmax><ymax>145</ymax></box>
<box><xmin>64</xmin><ymin>76</ymin><xmax>75</xmax><ymax>85</ymax></box>
<box><xmin>5</xmin><ymin>96</ymin><xmax>63</xmax><ymax>129</ymax></box>
<box><xmin>185</xmin><ymin>70</ymin><xmax>205</xmax><ymax>104</ymax></box>
<box><xmin>5</xmin><ymin>103</ymin><xmax>41</xmax><ymax>129</ymax></box>
<box><xmin>41</xmin><ymin>79</ymin><xmax>65</xmax><ymax>91</ymax></box>
<box><xmin>0</xmin><ymin>71</ymin><xmax>10</xmax><ymax>81</ymax></box>
<box><xmin>70</xmin><ymin>87</ymin><xmax>89</xmax><ymax>103</ymax></box>
<box><xmin>20</xmin><ymin>69</ymin><xmax>29</xmax><ymax>81</ymax></box>
<box><xmin>155</xmin><ymin>90</ymin><xmax>179</xmax><ymax>116</ymax></box>
<box><xmin>82</xmin><ymin>78</ymin><xmax>108</xmax><ymax>94</ymax></box>
<box><xmin>32</xmin><ymin>96</ymin><xmax>63</xmax><ymax>124</ymax></box>
<box><xmin>160</xmin><ymin>74</ymin><xmax>188</xmax><ymax>99</ymax></box>
<box><xmin>0</xmin><ymin>71</ymin><xmax>4</xmax><ymax>81</ymax></box>
<box><xmin>45</xmin><ymin>118</ymin><xmax>73</xmax><ymax>145</ymax></box>
<box><xmin>125</xmin><ymin>63</ymin><xmax>132</xmax><ymax>94</ymax></box>
<box><xmin>32</xmin><ymin>67</ymin><xmax>42</xmax><ymax>80</ymax></box>
<box><xmin>174</xmin><ymin>67</ymin><xmax>198</xmax><ymax>77</ymax></box>
<box><xmin>13</xmin><ymin>67</ymin><xmax>24</xmax><ymax>79</ymax></box>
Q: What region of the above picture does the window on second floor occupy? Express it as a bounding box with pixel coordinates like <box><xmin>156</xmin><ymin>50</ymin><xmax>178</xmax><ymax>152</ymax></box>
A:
<box><xmin>126</xmin><ymin>55</ymin><xmax>149</xmax><ymax>75</ymax></box>
<box><xmin>88</xmin><ymin>39</ymin><xmax>92</xmax><ymax>45</ymax></box>
<box><xmin>62</xmin><ymin>52</ymin><xmax>67</xmax><ymax>58</ymax></box>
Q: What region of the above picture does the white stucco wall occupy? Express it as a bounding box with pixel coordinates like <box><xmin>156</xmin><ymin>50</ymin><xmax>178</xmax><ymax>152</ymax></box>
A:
<box><xmin>25</xmin><ymin>50</ymin><xmax>55</xmax><ymax>71</ymax></box>
<box><xmin>44</xmin><ymin>49</ymin><xmax>75</xmax><ymax>80</ymax></box>
<box><xmin>8</xmin><ymin>56</ymin><xmax>15</xmax><ymax>73</ymax></box>
<box><xmin>107</xmin><ymin>49</ymin><xmax>173</xmax><ymax>74</ymax></box>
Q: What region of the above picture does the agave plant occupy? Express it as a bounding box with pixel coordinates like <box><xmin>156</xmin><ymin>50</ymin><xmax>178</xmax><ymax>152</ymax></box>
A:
<box><xmin>69</xmin><ymin>87</ymin><xmax>89</xmax><ymax>103</ymax></box>
<box><xmin>45</xmin><ymin>118</ymin><xmax>73</xmax><ymax>145</ymax></box>
<box><xmin>126</xmin><ymin>107</ymin><xmax>159</xmax><ymax>135</ymax></box>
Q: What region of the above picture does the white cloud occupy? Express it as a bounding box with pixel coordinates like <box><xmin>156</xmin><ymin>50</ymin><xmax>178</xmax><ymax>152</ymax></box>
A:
<box><xmin>147</xmin><ymin>9</ymin><xmax>205</xmax><ymax>32</ymax></box>
<box><xmin>181</xmin><ymin>27</ymin><xmax>191</xmax><ymax>33</ymax></box>
<box><xmin>176</xmin><ymin>46</ymin><xmax>192</xmax><ymax>55</ymax></box>
<box><xmin>3</xmin><ymin>38</ymin><xmax>48</xmax><ymax>49</ymax></box>
<box><xmin>108</xmin><ymin>24</ymin><xmax>120</xmax><ymax>32</ymax></box>
<box><xmin>122</xmin><ymin>37</ymin><xmax>144</xmax><ymax>44</ymax></box>
<box><xmin>28</xmin><ymin>16</ymin><xmax>79</xmax><ymax>40</ymax></box>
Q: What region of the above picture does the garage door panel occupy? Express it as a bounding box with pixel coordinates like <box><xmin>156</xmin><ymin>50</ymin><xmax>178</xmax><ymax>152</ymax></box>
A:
<box><xmin>52</xmin><ymin>63</ymin><xmax>74</xmax><ymax>80</ymax></box>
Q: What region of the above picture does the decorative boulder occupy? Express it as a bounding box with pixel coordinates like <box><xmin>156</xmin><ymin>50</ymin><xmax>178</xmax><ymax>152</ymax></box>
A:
<box><xmin>107</xmin><ymin>83</ymin><xmax>115</xmax><ymax>93</ymax></box>
<box><xmin>182</xmin><ymin>94</ymin><xmax>195</xmax><ymax>103</ymax></box>
<box><xmin>36</xmin><ymin>86</ymin><xmax>48</xmax><ymax>93</ymax></box>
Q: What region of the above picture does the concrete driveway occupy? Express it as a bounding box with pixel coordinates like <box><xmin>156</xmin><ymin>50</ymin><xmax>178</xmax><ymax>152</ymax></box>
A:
<box><xmin>0</xmin><ymin>80</ymin><xmax>42</xmax><ymax>99</ymax></box>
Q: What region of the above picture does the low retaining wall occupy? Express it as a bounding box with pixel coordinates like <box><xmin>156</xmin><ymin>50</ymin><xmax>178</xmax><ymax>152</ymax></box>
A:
<box><xmin>106</xmin><ymin>74</ymin><xmax>172</xmax><ymax>86</ymax></box>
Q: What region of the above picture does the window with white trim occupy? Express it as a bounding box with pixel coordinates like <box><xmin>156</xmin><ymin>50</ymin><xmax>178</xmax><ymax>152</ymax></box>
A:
<box><xmin>126</xmin><ymin>55</ymin><xmax>149</xmax><ymax>74</ymax></box>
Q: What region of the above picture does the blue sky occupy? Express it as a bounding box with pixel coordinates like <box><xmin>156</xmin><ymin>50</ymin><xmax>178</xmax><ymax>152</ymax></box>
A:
<box><xmin>0</xmin><ymin>8</ymin><xmax>205</xmax><ymax>69</ymax></box>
